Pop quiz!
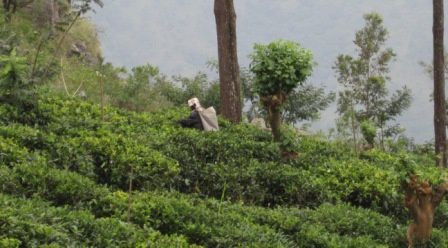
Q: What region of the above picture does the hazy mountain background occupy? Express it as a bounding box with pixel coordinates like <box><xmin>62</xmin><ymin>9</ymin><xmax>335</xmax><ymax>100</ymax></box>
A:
<box><xmin>89</xmin><ymin>0</ymin><xmax>448</xmax><ymax>143</ymax></box>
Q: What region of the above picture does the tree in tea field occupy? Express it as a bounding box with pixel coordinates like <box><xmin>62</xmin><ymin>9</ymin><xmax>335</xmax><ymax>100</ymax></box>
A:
<box><xmin>333</xmin><ymin>13</ymin><xmax>411</xmax><ymax>151</ymax></box>
<box><xmin>250</xmin><ymin>39</ymin><xmax>313</xmax><ymax>141</ymax></box>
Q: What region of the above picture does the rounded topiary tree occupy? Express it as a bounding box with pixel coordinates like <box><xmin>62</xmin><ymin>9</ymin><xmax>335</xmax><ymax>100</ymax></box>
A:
<box><xmin>249</xmin><ymin>40</ymin><xmax>313</xmax><ymax>141</ymax></box>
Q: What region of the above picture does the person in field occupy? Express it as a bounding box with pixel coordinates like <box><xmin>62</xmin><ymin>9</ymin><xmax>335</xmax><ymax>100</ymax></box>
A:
<box><xmin>179</xmin><ymin>97</ymin><xmax>219</xmax><ymax>131</ymax></box>
<box><xmin>179</xmin><ymin>97</ymin><xmax>204</xmax><ymax>130</ymax></box>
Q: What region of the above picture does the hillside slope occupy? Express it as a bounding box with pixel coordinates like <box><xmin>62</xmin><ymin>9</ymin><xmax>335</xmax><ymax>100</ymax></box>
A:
<box><xmin>0</xmin><ymin>94</ymin><xmax>447</xmax><ymax>247</ymax></box>
<box><xmin>1</xmin><ymin>4</ymin><xmax>447</xmax><ymax>248</ymax></box>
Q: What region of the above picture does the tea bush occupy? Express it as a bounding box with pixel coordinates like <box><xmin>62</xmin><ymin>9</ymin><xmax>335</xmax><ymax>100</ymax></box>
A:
<box><xmin>2</xmin><ymin>96</ymin><xmax>446</xmax><ymax>214</ymax></box>
<box><xmin>158</xmin><ymin>125</ymin><xmax>280</xmax><ymax>166</ymax></box>
<box><xmin>42</xmin><ymin>133</ymin><xmax>180</xmax><ymax>191</ymax></box>
<box><xmin>290</xmin><ymin>135</ymin><xmax>353</xmax><ymax>168</ymax></box>
<box><xmin>98</xmin><ymin>191</ymin><xmax>293</xmax><ymax>248</ymax></box>
<box><xmin>178</xmin><ymin>198</ymin><xmax>405</xmax><ymax>247</ymax></box>
<box><xmin>1</xmin><ymin>94</ymin><xmax>447</xmax><ymax>247</ymax></box>
<box><xmin>0</xmin><ymin>194</ymin><xmax>198</xmax><ymax>248</ymax></box>
<box><xmin>0</xmin><ymin>125</ymin><xmax>179</xmax><ymax>193</ymax></box>
<box><xmin>0</xmin><ymin>124</ymin><xmax>50</xmax><ymax>150</ymax></box>
<box><xmin>98</xmin><ymin>191</ymin><xmax>448</xmax><ymax>248</ymax></box>
<box><xmin>0</xmin><ymin>238</ymin><xmax>21</xmax><ymax>248</ymax></box>
<box><xmin>0</xmin><ymin>163</ymin><xmax>108</xmax><ymax>207</ymax></box>
<box><xmin>0</xmin><ymin>161</ymin><xmax>290</xmax><ymax>247</ymax></box>
<box><xmin>1</xmin><ymin>157</ymin><xmax>446</xmax><ymax>247</ymax></box>
<box><xmin>74</xmin><ymin>133</ymin><xmax>179</xmax><ymax>190</ymax></box>
<box><xmin>0</xmin><ymin>137</ymin><xmax>31</xmax><ymax>166</ymax></box>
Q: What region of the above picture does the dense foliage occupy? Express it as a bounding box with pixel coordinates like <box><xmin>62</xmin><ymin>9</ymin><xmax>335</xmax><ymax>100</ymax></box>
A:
<box><xmin>0</xmin><ymin>93</ymin><xmax>447</xmax><ymax>247</ymax></box>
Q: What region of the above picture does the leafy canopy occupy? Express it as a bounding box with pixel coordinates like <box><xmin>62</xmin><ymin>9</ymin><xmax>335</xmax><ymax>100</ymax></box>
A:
<box><xmin>333</xmin><ymin>13</ymin><xmax>411</xmax><ymax>147</ymax></box>
<box><xmin>250</xmin><ymin>40</ymin><xmax>313</xmax><ymax>97</ymax></box>
<box><xmin>281</xmin><ymin>84</ymin><xmax>335</xmax><ymax>124</ymax></box>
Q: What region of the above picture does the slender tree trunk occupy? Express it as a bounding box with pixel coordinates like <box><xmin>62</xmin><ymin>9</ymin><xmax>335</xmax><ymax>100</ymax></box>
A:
<box><xmin>98</xmin><ymin>71</ymin><xmax>104</xmax><ymax>120</ymax></box>
<box><xmin>433</xmin><ymin>0</ymin><xmax>447</xmax><ymax>167</ymax></box>
<box><xmin>350</xmin><ymin>102</ymin><xmax>358</xmax><ymax>154</ymax></box>
<box><xmin>351</xmin><ymin>115</ymin><xmax>358</xmax><ymax>154</ymax></box>
<box><xmin>214</xmin><ymin>0</ymin><xmax>242</xmax><ymax>123</ymax></box>
<box><xmin>269</xmin><ymin>105</ymin><xmax>282</xmax><ymax>142</ymax></box>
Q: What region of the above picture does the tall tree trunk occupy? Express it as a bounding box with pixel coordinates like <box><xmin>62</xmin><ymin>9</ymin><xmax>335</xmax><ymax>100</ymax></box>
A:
<box><xmin>214</xmin><ymin>0</ymin><xmax>242</xmax><ymax>123</ymax></box>
<box><xmin>433</xmin><ymin>0</ymin><xmax>447</xmax><ymax>167</ymax></box>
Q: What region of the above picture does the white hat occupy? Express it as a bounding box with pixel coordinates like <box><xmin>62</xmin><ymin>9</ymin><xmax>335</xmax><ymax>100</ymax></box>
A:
<box><xmin>187</xmin><ymin>97</ymin><xmax>200</xmax><ymax>107</ymax></box>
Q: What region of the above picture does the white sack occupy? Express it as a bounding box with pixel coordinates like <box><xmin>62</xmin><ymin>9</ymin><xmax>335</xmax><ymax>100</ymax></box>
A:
<box><xmin>198</xmin><ymin>107</ymin><xmax>219</xmax><ymax>131</ymax></box>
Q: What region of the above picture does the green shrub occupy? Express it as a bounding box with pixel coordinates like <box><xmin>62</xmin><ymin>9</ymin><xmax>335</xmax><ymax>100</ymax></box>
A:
<box><xmin>427</xmin><ymin>229</ymin><xmax>448</xmax><ymax>248</ymax></box>
<box><xmin>0</xmin><ymin>105</ymin><xmax>18</xmax><ymax>125</ymax></box>
<box><xmin>79</xmin><ymin>133</ymin><xmax>179</xmax><ymax>190</ymax></box>
<box><xmin>3</xmin><ymin>122</ymin><xmax>182</xmax><ymax>191</ymax></box>
<box><xmin>0</xmin><ymin>238</ymin><xmax>21</xmax><ymax>248</ymax></box>
<box><xmin>0</xmin><ymin>124</ymin><xmax>51</xmax><ymax>150</ymax></box>
<box><xmin>218</xmin><ymin>201</ymin><xmax>406</xmax><ymax>247</ymax></box>
<box><xmin>203</xmin><ymin>160</ymin><xmax>317</xmax><ymax>206</ymax></box>
<box><xmin>2</xmin><ymin>92</ymin><xmax>447</xmax><ymax>248</ymax></box>
<box><xmin>1</xmin><ymin>156</ymin><xmax>444</xmax><ymax>247</ymax></box>
<box><xmin>434</xmin><ymin>201</ymin><xmax>448</xmax><ymax>230</ymax></box>
<box><xmin>359</xmin><ymin>149</ymin><xmax>446</xmax><ymax>184</ymax></box>
<box><xmin>290</xmin><ymin>135</ymin><xmax>352</xmax><ymax>168</ymax></box>
<box><xmin>297</xmin><ymin>225</ymin><xmax>388</xmax><ymax>248</ymax></box>
<box><xmin>43</xmin><ymin>135</ymin><xmax>96</xmax><ymax>178</ymax></box>
<box><xmin>0</xmin><ymin>194</ymin><xmax>198</xmax><ymax>248</ymax></box>
<box><xmin>0</xmin><ymin>163</ymin><xmax>107</xmax><ymax>207</ymax></box>
<box><xmin>279</xmin><ymin>125</ymin><xmax>300</xmax><ymax>153</ymax></box>
<box><xmin>360</xmin><ymin>120</ymin><xmax>376</xmax><ymax>146</ymax></box>
<box><xmin>0</xmin><ymin>137</ymin><xmax>33</xmax><ymax>166</ymax></box>
<box><xmin>0</xmin><ymin>160</ymin><xmax>289</xmax><ymax>247</ymax></box>
<box><xmin>160</xmin><ymin>125</ymin><xmax>280</xmax><ymax>166</ymax></box>
<box><xmin>298</xmin><ymin>203</ymin><xmax>405</xmax><ymax>246</ymax></box>
<box><xmin>38</xmin><ymin>96</ymin><xmax>104</xmax><ymax>135</ymax></box>
<box><xmin>98</xmin><ymin>191</ymin><xmax>293</xmax><ymax>248</ymax></box>
<box><xmin>96</xmin><ymin>191</ymin><xmax>415</xmax><ymax>248</ymax></box>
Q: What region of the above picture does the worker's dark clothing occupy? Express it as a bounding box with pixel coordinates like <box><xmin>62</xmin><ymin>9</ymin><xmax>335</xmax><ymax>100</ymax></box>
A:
<box><xmin>179</xmin><ymin>110</ymin><xmax>204</xmax><ymax>130</ymax></box>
